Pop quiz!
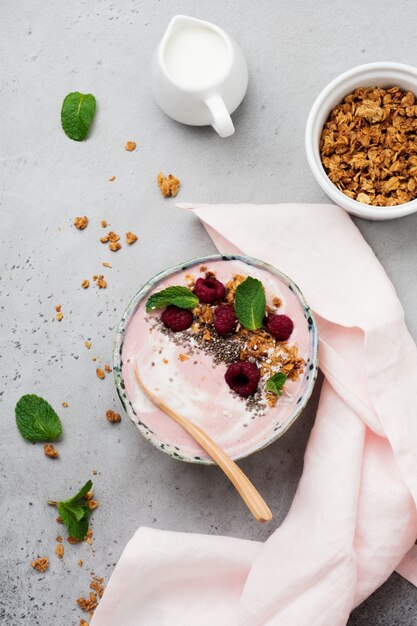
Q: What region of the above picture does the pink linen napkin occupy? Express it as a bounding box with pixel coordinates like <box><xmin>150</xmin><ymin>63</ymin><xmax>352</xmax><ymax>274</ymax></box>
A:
<box><xmin>92</xmin><ymin>203</ymin><xmax>417</xmax><ymax>626</ymax></box>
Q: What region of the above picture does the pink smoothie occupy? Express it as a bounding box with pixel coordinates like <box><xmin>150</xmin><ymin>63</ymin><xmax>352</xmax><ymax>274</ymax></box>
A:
<box><xmin>121</xmin><ymin>258</ymin><xmax>313</xmax><ymax>462</ymax></box>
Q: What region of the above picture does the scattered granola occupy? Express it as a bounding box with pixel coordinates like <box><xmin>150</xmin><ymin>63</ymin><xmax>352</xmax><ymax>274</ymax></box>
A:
<box><xmin>62</xmin><ymin>402</ymin><xmax>68</xmax><ymax>408</ymax></box>
<box><xmin>109</xmin><ymin>241</ymin><xmax>121</xmax><ymax>252</ymax></box>
<box><xmin>82</xmin><ymin>279</ymin><xmax>90</xmax><ymax>289</ymax></box>
<box><xmin>320</xmin><ymin>86</ymin><xmax>417</xmax><ymax>206</ymax></box>
<box><xmin>102</xmin><ymin>262</ymin><xmax>112</xmax><ymax>268</ymax></box>
<box><xmin>76</xmin><ymin>574</ymin><xmax>105</xmax><ymax>622</ymax></box>
<box><xmin>86</xmin><ymin>499</ymin><xmax>99</xmax><ymax>510</ymax></box>
<box><xmin>77</xmin><ymin>592</ymin><xmax>98</xmax><ymax>612</ymax></box>
<box><xmin>101</xmin><ymin>220</ymin><xmax>108</xmax><ymax>228</ymax></box>
<box><xmin>74</xmin><ymin>216</ymin><xmax>89</xmax><ymax>230</ymax></box>
<box><xmin>55</xmin><ymin>304</ymin><xmax>62</xmax><ymax>312</ymax></box>
<box><xmin>55</xmin><ymin>543</ymin><xmax>64</xmax><ymax>559</ymax></box>
<box><xmin>80</xmin><ymin>620</ymin><xmax>89</xmax><ymax>626</ymax></box>
<box><xmin>157</xmin><ymin>171</ymin><xmax>180</xmax><ymax>197</ymax></box>
<box><xmin>225</xmin><ymin>274</ymin><xmax>246</xmax><ymax>303</ymax></box>
<box><xmin>104</xmin><ymin>364</ymin><xmax>112</xmax><ymax>373</ymax></box>
<box><xmin>126</xmin><ymin>231</ymin><xmax>138</xmax><ymax>245</ymax></box>
<box><xmin>44</xmin><ymin>443</ymin><xmax>59</xmax><ymax>459</ymax></box>
<box><xmin>78</xmin><ymin>559</ymin><xmax>83</xmax><ymax>567</ymax></box>
<box><xmin>85</xmin><ymin>340</ymin><xmax>92</xmax><ymax>349</ymax></box>
<box><xmin>90</xmin><ymin>576</ymin><xmax>105</xmax><ymax>597</ymax></box>
<box><xmin>239</xmin><ymin>329</ymin><xmax>304</xmax><ymax>381</ymax></box>
<box><xmin>56</xmin><ymin>535</ymin><xmax>63</xmax><ymax>542</ymax></box>
<box><xmin>108</xmin><ymin>231</ymin><xmax>120</xmax><ymax>242</ymax></box>
<box><xmin>266</xmin><ymin>393</ymin><xmax>279</xmax><ymax>407</ymax></box>
<box><xmin>202</xmin><ymin>328</ymin><xmax>212</xmax><ymax>341</ymax></box>
<box><xmin>185</xmin><ymin>273</ymin><xmax>195</xmax><ymax>287</ymax></box>
<box><xmin>125</xmin><ymin>141</ymin><xmax>136</xmax><ymax>151</ymax></box>
<box><xmin>194</xmin><ymin>303</ymin><xmax>214</xmax><ymax>325</ymax></box>
<box><xmin>178</xmin><ymin>353</ymin><xmax>189</xmax><ymax>362</ymax></box>
<box><xmin>68</xmin><ymin>536</ymin><xmax>80</xmax><ymax>544</ymax></box>
<box><xmin>108</xmin><ymin>176</ymin><xmax>116</xmax><ymax>182</ymax></box>
<box><xmin>31</xmin><ymin>557</ymin><xmax>49</xmax><ymax>572</ymax></box>
<box><xmin>280</xmin><ymin>345</ymin><xmax>305</xmax><ymax>380</ymax></box>
<box><xmin>93</xmin><ymin>275</ymin><xmax>107</xmax><ymax>289</ymax></box>
<box><xmin>56</xmin><ymin>311</ymin><xmax>64</xmax><ymax>322</ymax></box>
<box><xmin>105</xmin><ymin>410</ymin><xmax>121</xmax><ymax>427</ymax></box>
<box><xmin>96</xmin><ymin>368</ymin><xmax>105</xmax><ymax>380</ymax></box>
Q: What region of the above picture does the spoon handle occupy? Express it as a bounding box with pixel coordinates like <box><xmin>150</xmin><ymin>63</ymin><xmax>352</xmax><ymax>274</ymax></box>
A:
<box><xmin>134</xmin><ymin>365</ymin><xmax>272</xmax><ymax>523</ymax></box>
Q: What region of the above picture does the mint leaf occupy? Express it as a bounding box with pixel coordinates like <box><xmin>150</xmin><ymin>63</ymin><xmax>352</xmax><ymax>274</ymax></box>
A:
<box><xmin>63</xmin><ymin>502</ymin><xmax>86</xmax><ymax>522</ymax></box>
<box><xmin>58</xmin><ymin>502</ymin><xmax>89</xmax><ymax>540</ymax></box>
<box><xmin>265</xmin><ymin>372</ymin><xmax>287</xmax><ymax>396</ymax></box>
<box><xmin>146</xmin><ymin>286</ymin><xmax>199</xmax><ymax>312</ymax></box>
<box><xmin>70</xmin><ymin>479</ymin><xmax>93</xmax><ymax>502</ymax></box>
<box><xmin>234</xmin><ymin>277</ymin><xmax>266</xmax><ymax>330</ymax></box>
<box><xmin>15</xmin><ymin>394</ymin><xmax>62</xmax><ymax>442</ymax></box>
<box><xmin>61</xmin><ymin>92</ymin><xmax>96</xmax><ymax>141</ymax></box>
<box><xmin>51</xmin><ymin>480</ymin><xmax>94</xmax><ymax>541</ymax></box>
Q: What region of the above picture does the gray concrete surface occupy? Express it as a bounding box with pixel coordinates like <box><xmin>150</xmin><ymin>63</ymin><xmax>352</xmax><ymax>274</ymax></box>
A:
<box><xmin>1</xmin><ymin>0</ymin><xmax>417</xmax><ymax>624</ymax></box>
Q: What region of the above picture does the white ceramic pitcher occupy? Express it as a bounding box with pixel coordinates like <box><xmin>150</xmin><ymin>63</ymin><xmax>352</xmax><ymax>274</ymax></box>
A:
<box><xmin>151</xmin><ymin>15</ymin><xmax>248</xmax><ymax>137</ymax></box>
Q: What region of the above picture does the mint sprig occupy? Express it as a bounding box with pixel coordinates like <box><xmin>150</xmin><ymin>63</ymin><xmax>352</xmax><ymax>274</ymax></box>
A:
<box><xmin>265</xmin><ymin>372</ymin><xmax>287</xmax><ymax>396</ymax></box>
<box><xmin>61</xmin><ymin>92</ymin><xmax>96</xmax><ymax>141</ymax></box>
<box><xmin>49</xmin><ymin>480</ymin><xmax>93</xmax><ymax>541</ymax></box>
<box><xmin>15</xmin><ymin>394</ymin><xmax>62</xmax><ymax>442</ymax></box>
<box><xmin>146</xmin><ymin>286</ymin><xmax>199</xmax><ymax>312</ymax></box>
<box><xmin>234</xmin><ymin>277</ymin><xmax>266</xmax><ymax>330</ymax></box>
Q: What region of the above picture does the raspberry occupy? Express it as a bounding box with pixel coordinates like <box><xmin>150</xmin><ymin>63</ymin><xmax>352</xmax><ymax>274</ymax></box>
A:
<box><xmin>265</xmin><ymin>314</ymin><xmax>294</xmax><ymax>341</ymax></box>
<box><xmin>161</xmin><ymin>305</ymin><xmax>193</xmax><ymax>332</ymax></box>
<box><xmin>194</xmin><ymin>277</ymin><xmax>225</xmax><ymax>303</ymax></box>
<box><xmin>225</xmin><ymin>361</ymin><xmax>260</xmax><ymax>397</ymax></box>
<box><xmin>214</xmin><ymin>305</ymin><xmax>237</xmax><ymax>336</ymax></box>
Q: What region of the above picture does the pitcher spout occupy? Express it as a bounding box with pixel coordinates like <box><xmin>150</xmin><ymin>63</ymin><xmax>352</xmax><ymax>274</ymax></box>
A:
<box><xmin>161</xmin><ymin>15</ymin><xmax>213</xmax><ymax>48</ymax></box>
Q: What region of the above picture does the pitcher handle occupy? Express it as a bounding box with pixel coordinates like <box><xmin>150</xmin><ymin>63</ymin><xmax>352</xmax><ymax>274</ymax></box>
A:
<box><xmin>205</xmin><ymin>95</ymin><xmax>235</xmax><ymax>138</ymax></box>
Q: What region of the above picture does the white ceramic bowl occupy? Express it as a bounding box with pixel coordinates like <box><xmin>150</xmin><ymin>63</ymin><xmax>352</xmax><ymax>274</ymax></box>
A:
<box><xmin>305</xmin><ymin>62</ymin><xmax>417</xmax><ymax>220</ymax></box>
<box><xmin>114</xmin><ymin>254</ymin><xmax>319</xmax><ymax>464</ymax></box>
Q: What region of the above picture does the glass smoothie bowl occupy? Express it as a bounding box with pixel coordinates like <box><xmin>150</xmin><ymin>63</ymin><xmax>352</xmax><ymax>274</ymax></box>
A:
<box><xmin>113</xmin><ymin>254</ymin><xmax>318</xmax><ymax>464</ymax></box>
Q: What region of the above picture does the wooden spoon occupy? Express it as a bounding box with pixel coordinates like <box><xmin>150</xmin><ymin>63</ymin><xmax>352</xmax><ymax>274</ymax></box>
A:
<box><xmin>134</xmin><ymin>364</ymin><xmax>272</xmax><ymax>523</ymax></box>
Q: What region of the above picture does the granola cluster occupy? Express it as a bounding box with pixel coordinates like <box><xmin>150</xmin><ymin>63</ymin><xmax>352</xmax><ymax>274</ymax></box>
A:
<box><xmin>106</xmin><ymin>409</ymin><xmax>121</xmax><ymax>423</ymax></box>
<box><xmin>44</xmin><ymin>443</ymin><xmax>59</xmax><ymax>459</ymax></box>
<box><xmin>225</xmin><ymin>274</ymin><xmax>246</xmax><ymax>303</ymax></box>
<box><xmin>95</xmin><ymin>363</ymin><xmax>112</xmax><ymax>380</ymax></box>
<box><xmin>101</xmin><ymin>230</ymin><xmax>122</xmax><ymax>252</ymax></box>
<box><xmin>238</xmin><ymin>329</ymin><xmax>304</xmax><ymax>382</ymax></box>
<box><xmin>124</xmin><ymin>141</ymin><xmax>136</xmax><ymax>151</ymax></box>
<box><xmin>31</xmin><ymin>557</ymin><xmax>49</xmax><ymax>572</ymax></box>
<box><xmin>77</xmin><ymin>575</ymin><xmax>105</xmax><ymax>621</ymax></box>
<box><xmin>55</xmin><ymin>304</ymin><xmax>63</xmax><ymax>322</ymax></box>
<box><xmin>320</xmin><ymin>86</ymin><xmax>417</xmax><ymax>206</ymax></box>
<box><xmin>99</xmin><ymin>228</ymin><xmax>138</xmax><ymax>251</ymax></box>
<box><xmin>126</xmin><ymin>231</ymin><xmax>138</xmax><ymax>245</ymax></box>
<box><xmin>74</xmin><ymin>216</ymin><xmax>89</xmax><ymax>230</ymax></box>
<box><xmin>157</xmin><ymin>171</ymin><xmax>180</xmax><ymax>197</ymax></box>
<box><xmin>55</xmin><ymin>543</ymin><xmax>64</xmax><ymax>559</ymax></box>
<box><xmin>77</xmin><ymin>592</ymin><xmax>98</xmax><ymax>613</ymax></box>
